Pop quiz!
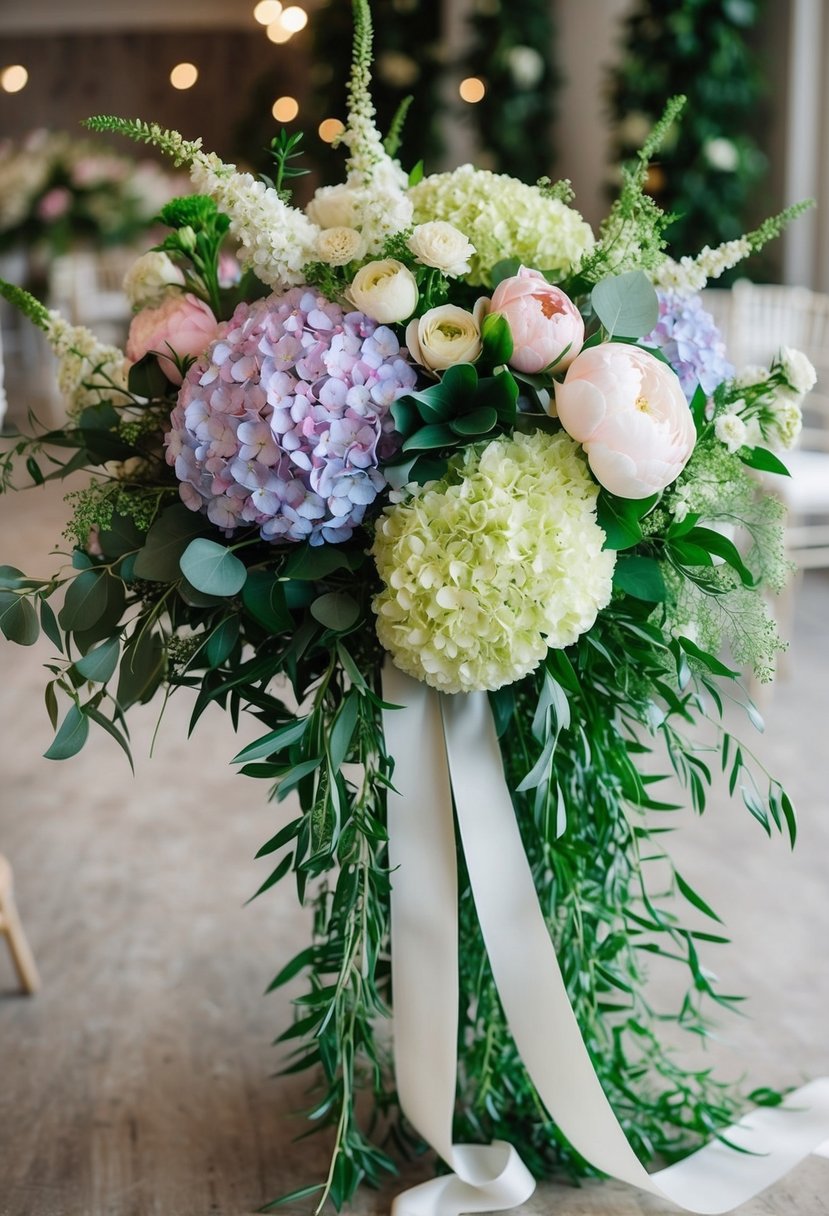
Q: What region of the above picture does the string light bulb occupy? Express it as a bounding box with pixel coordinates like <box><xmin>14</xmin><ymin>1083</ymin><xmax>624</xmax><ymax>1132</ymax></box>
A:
<box><xmin>1</xmin><ymin>65</ymin><xmax>28</xmax><ymax>93</ymax></box>
<box><xmin>253</xmin><ymin>0</ymin><xmax>282</xmax><ymax>22</ymax></box>
<box><xmin>318</xmin><ymin>118</ymin><xmax>345</xmax><ymax>143</ymax></box>
<box><xmin>170</xmin><ymin>62</ymin><xmax>198</xmax><ymax>90</ymax></box>
<box><xmin>459</xmin><ymin>76</ymin><xmax>486</xmax><ymax>103</ymax></box>
<box><xmin>281</xmin><ymin>6</ymin><xmax>308</xmax><ymax>32</ymax></box>
<box><xmin>272</xmin><ymin>96</ymin><xmax>299</xmax><ymax>122</ymax></box>
<box><xmin>266</xmin><ymin>20</ymin><xmax>293</xmax><ymax>43</ymax></box>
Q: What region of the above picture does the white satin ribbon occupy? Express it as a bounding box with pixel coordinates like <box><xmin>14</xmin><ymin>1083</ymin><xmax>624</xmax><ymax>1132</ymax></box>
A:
<box><xmin>382</xmin><ymin>664</ymin><xmax>829</xmax><ymax>1216</ymax></box>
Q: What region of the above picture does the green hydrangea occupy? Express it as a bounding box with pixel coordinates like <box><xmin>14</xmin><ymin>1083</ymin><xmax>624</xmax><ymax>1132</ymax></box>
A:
<box><xmin>409</xmin><ymin>166</ymin><xmax>594</xmax><ymax>286</ymax></box>
<box><xmin>371</xmin><ymin>429</ymin><xmax>616</xmax><ymax>693</ymax></box>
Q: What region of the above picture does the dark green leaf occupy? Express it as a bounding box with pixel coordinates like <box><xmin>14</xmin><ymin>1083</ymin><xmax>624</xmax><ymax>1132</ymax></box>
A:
<box><xmin>241</xmin><ymin>571</ymin><xmax>292</xmax><ymax>633</ymax></box>
<box><xmin>117</xmin><ymin>628</ymin><xmax>164</xmax><ymax>709</ymax></box>
<box><xmin>127</xmin><ymin>353</ymin><xmax>172</xmax><ymax>399</ymax></box>
<box><xmin>132</xmin><ymin>504</ymin><xmax>208</xmax><ymax>582</ymax></box>
<box><xmin>328</xmin><ymin>692</ymin><xmax>359</xmax><ymax>771</ymax></box>
<box><xmin>39</xmin><ymin>599</ymin><xmax>63</xmax><ymax>651</ymax></box>
<box><xmin>179</xmin><ymin>538</ymin><xmax>247</xmax><ymax>596</ymax></box>
<box><xmin>480</xmin><ymin>311</ymin><xmax>514</xmax><ymax>366</ymax></box>
<box><xmin>0</xmin><ymin>592</ymin><xmax>39</xmax><ymax>645</ymax></box>
<box><xmin>683</xmin><ymin>527</ymin><xmax>757</xmax><ymax>588</ymax></box>
<box><xmin>44</xmin><ymin>704</ymin><xmax>89</xmax><ymax>760</ymax></box>
<box><xmin>282</xmin><ymin>545</ymin><xmax>358</xmax><ymax>581</ymax></box>
<box><xmin>232</xmin><ymin>716</ymin><xmax>310</xmax><ymax>763</ymax></box>
<box><xmin>449</xmin><ymin>406</ymin><xmax>498</xmax><ymax>436</ymax></box>
<box><xmin>98</xmin><ymin>512</ymin><xmax>145</xmax><ymax>559</ymax></box>
<box><xmin>489</xmin><ymin>257</ymin><xmax>522</xmax><ymax>287</ymax></box>
<box><xmin>205</xmin><ymin>616</ymin><xmax>239</xmax><ymax>668</ymax></box>
<box><xmin>26</xmin><ymin>456</ymin><xmax>44</xmax><ymax>485</ymax></box>
<box><xmin>596</xmin><ymin>491</ymin><xmax>658</xmax><ymax>550</ymax></box>
<box><xmin>613</xmin><ymin>555</ymin><xmax>667</xmax><ymax>602</ymax></box>
<box><xmin>402</xmin><ymin>423</ymin><xmax>455</xmax><ymax>452</ymax></box>
<box><xmin>83</xmin><ymin>704</ymin><xmax>134</xmax><ymax>771</ymax></box>
<box><xmin>74</xmin><ymin>636</ymin><xmax>120</xmax><ymax>683</ymax></box>
<box><xmin>310</xmin><ymin>591</ymin><xmax>360</xmax><ymax>632</ymax></box>
<box><xmin>675</xmin><ymin>870</ymin><xmax>724</xmax><ymax>923</ymax></box>
<box><xmin>738</xmin><ymin>445</ymin><xmax>791</xmax><ymax>477</ymax></box>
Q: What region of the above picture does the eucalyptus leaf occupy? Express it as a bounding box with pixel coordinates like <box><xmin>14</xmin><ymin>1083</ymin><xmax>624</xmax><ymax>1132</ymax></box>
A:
<box><xmin>44</xmin><ymin>704</ymin><xmax>89</xmax><ymax>761</ymax></box>
<box><xmin>179</xmin><ymin>538</ymin><xmax>247</xmax><ymax>597</ymax></box>
<box><xmin>591</xmin><ymin>269</ymin><xmax>659</xmax><ymax>339</ymax></box>
<box><xmin>117</xmin><ymin>629</ymin><xmax>164</xmax><ymax>709</ymax></box>
<box><xmin>74</xmin><ymin>636</ymin><xmax>120</xmax><ymax>684</ymax></box>
<box><xmin>310</xmin><ymin>591</ymin><xmax>360</xmax><ymax>632</ymax></box>
<box><xmin>133</xmin><ymin>504</ymin><xmax>209</xmax><ymax>582</ymax></box>
<box><xmin>0</xmin><ymin>592</ymin><xmax>39</xmax><ymax>646</ymax></box>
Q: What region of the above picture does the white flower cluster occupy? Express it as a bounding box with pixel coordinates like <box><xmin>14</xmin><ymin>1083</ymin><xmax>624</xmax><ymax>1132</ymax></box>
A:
<box><xmin>408</xmin><ymin>165</ymin><xmax>594</xmax><ymax>285</ymax></box>
<box><xmin>45</xmin><ymin>312</ymin><xmax>129</xmax><ymax>418</ymax></box>
<box><xmin>307</xmin><ymin>161</ymin><xmax>413</xmax><ymax>256</ymax></box>
<box><xmin>372</xmin><ymin>429</ymin><xmax>616</xmax><ymax>693</ymax></box>
<box><xmin>123</xmin><ymin>250</ymin><xmax>184</xmax><ymax>309</ymax></box>
<box><xmin>189</xmin><ymin>151</ymin><xmax>320</xmax><ymax>289</ymax></box>
<box><xmin>652</xmin><ymin>238</ymin><xmax>752</xmax><ymax>294</ymax></box>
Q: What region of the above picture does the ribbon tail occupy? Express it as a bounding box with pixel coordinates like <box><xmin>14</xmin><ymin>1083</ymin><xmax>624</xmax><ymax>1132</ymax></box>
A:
<box><xmin>441</xmin><ymin>689</ymin><xmax>829</xmax><ymax>1215</ymax></box>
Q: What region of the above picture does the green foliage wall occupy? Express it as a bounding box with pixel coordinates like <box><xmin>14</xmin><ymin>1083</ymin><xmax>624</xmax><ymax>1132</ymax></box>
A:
<box><xmin>607</xmin><ymin>0</ymin><xmax>767</xmax><ymax>259</ymax></box>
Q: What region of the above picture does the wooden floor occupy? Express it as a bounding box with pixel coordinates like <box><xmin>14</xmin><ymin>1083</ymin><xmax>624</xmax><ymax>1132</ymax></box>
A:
<box><xmin>1</xmin><ymin>478</ymin><xmax>828</xmax><ymax>1215</ymax></box>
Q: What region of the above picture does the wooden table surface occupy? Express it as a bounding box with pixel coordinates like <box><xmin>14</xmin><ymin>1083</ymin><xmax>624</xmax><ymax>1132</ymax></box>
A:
<box><xmin>1</xmin><ymin>478</ymin><xmax>828</xmax><ymax>1216</ymax></box>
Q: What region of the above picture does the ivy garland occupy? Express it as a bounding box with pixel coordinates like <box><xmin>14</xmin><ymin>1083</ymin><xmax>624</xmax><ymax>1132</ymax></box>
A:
<box><xmin>607</xmin><ymin>0</ymin><xmax>768</xmax><ymax>264</ymax></box>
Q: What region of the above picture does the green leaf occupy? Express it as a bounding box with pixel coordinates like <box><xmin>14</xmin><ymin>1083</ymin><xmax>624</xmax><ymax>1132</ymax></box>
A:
<box><xmin>480</xmin><ymin>311</ymin><xmax>514</xmax><ymax>367</ymax></box>
<box><xmin>0</xmin><ymin>565</ymin><xmax>29</xmax><ymax>590</ymax></box>
<box><xmin>328</xmin><ymin>691</ymin><xmax>359</xmax><ymax>771</ymax></box>
<box><xmin>83</xmin><ymin>705</ymin><xmax>133</xmax><ymax>771</ymax></box>
<box><xmin>232</xmin><ymin>716</ymin><xmax>310</xmax><ymax>764</ymax></box>
<box><xmin>74</xmin><ymin>636</ymin><xmax>120</xmax><ymax>683</ymax></box>
<box><xmin>310</xmin><ymin>591</ymin><xmax>360</xmax><ymax>632</ymax></box>
<box><xmin>407</xmin><ymin>159</ymin><xmax>424</xmax><ymax>187</ymax></box>
<box><xmin>596</xmin><ymin>491</ymin><xmax>658</xmax><ymax>550</ymax></box>
<box><xmin>117</xmin><ymin>628</ymin><xmax>164</xmax><ymax>709</ymax></box>
<box><xmin>241</xmin><ymin>571</ymin><xmax>292</xmax><ymax>633</ymax></box>
<box><xmin>489</xmin><ymin>257</ymin><xmax>522</xmax><ymax>287</ymax></box>
<box><xmin>282</xmin><ymin>545</ymin><xmax>357</xmax><ymax>581</ymax></box>
<box><xmin>402</xmin><ymin>423</ymin><xmax>455</xmax><ymax>452</ymax></box>
<box><xmin>383</xmin><ymin>453</ymin><xmax>447</xmax><ymax>490</ymax></box>
<box><xmin>59</xmin><ymin>569</ymin><xmax>108</xmax><ymax>632</ymax></box>
<box><xmin>0</xmin><ymin>592</ymin><xmax>39</xmax><ymax>646</ymax></box>
<box><xmin>205</xmin><ymin>616</ymin><xmax>239</xmax><ymax>668</ymax></box>
<box><xmin>675</xmin><ymin>870</ymin><xmax>724</xmax><ymax>923</ymax></box>
<box><xmin>98</xmin><ymin>512</ymin><xmax>145</xmax><ymax>559</ymax></box>
<box><xmin>738</xmin><ymin>445</ymin><xmax>791</xmax><ymax>477</ymax></box>
<box><xmin>179</xmin><ymin>538</ymin><xmax>247</xmax><ymax>597</ymax></box>
<box><xmin>613</xmin><ymin>555</ymin><xmax>667</xmax><ymax>602</ymax></box>
<box><xmin>39</xmin><ymin>599</ymin><xmax>63</xmax><ymax>651</ymax></box>
<box><xmin>26</xmin><ymin>455</ymin><xmax>44</xmax><ymax>485</ymax></box>
<box><xmin>127</xmin><ymin>353</ymin><xmax>172</xmax><ymax>399</ymax></box>
<box><xmin>683</xmin><ymin>527</ymin><xmax>757</xmax><ymax>587</ymax></box>
<box><xmin>591</xmin><ymin>269</ymin><xmax>659</xmax><ymax>339</ymax></box>
<box><xmin>675</xmin><ymin>635</ymin><xmax>738</xmax><ymax>679</ymax></box>
<box><xmin>44</xmin><ymin>704</ymin><xmax>89</xmax><ymax>760</ymax></box>
<box><xmin>276</xmin><ymin>757</ymin><xmax>322</xmax><ymax>800</ymax></box>
<box><xmin>449</xmin><ymin>406</ymin><xmax>499</xmax><ymax>436</ymax></box>
<box><xmin>132</xmin><ymin>504</ymin><xmax>208</xmax><ymax>582</ymax></box>
<box><xmin>265</xmin><ymin>945</ymin><xmax>315</xmax><ymax>993</ymax></box>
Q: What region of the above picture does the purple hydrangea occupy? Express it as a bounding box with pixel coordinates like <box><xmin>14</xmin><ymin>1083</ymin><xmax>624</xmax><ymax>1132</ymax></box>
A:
<box><xmin>643</xmin><ymin>290</ymin><xmax>734</xmax><ymax>401</ymax></box>
<box><xmin>166</xmin><ymin>287</ymin><xmax>417</xmax><ymax>545</ymax></box>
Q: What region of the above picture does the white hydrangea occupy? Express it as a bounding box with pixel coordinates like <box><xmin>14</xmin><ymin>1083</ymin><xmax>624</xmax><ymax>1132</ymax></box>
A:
<box><xmin>409</xmin><ymin>165</ymin><xmax>594</xmax><ymax>286</ymax></box>
<box><xmin>189</xmin><ymin>151</ymin><xmax>320</xmax><ymax>289</ymax></box>
<box><xmin>45</xmin><ymin>311</ymin><xmax>129</xmax><ymax>418</ymax></box>
<box><xmin>371</xmin><ymin>429</ymin><xmax>616</xmax><ymax>693</ymax></box>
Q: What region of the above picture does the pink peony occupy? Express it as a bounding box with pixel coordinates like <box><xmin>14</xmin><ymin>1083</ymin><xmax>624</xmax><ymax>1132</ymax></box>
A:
<box><xmin>554</xmin><ymin>344</ymin><xmax>695</xmax><ymax>499</ymax></box>
<box><xmin>488</xmin><ymin>266</ymin><xmax>584</xmax><ymax>374</ymax></box>
<box><xmin>126</xmin><ymin>293</ymin><xmax>219</xmax><ymax>386</ymax></box>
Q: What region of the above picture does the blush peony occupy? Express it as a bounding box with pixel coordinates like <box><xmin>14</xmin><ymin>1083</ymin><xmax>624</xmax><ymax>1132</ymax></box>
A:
<box><xmin>126</xmin><ymin>293</ymin><xmax>219</xmax><ymax>386</ymax></box>
<box><xmin>488</xmin><ymin>267</ymin><xmax>584</xmax><ymax>374</ymax></box>
<box><xmin>554</xmin><ymin>344</ymin><xmax>695</xmax><ymax>499</ymax></box>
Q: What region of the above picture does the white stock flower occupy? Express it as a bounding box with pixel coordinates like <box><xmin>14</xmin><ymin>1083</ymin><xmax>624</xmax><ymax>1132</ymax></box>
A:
<box><xmin>315</xmin><ymin>226</ymin><xmax>367</xmax><ymax>266</ymax></box>
<box><xmin>123</xmin><ymin>251</ymin><xmax>184</xmax><ymax>309</ymax></box>
<box><xmin>715</xmin><ymin>411</ymin><xmax>748</xmax><ymax>454</ymax></box>
<box><xmin>405</xmin><ymin>301</ymin><xmax>487</xmax><ymax>372</ymax></box>
<box><xmin>346</xmin><ymin>259</ymin><xmax>418</xmax><ymax>323</ymax></box>
<box><xmin>780</xmin><ymin>347</ymin><xmax>817</xmax><ymax>396</ymax></box>
<box><xmin>45</xmin><ymin>311</ymin><xmax>129</xmax><ymax>418</ymax></box>
<box><xmin>307</xmin><ymin>182</ymin><xmax>360</xmax><ymax>229</ymax></box>
<box><xmin>407</xmin><ymin>221</ymin><xmax>475</xmax><ymax>277</ymax></box>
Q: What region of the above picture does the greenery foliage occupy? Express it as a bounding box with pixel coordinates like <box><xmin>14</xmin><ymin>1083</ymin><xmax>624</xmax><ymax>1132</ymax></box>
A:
<box><xmin>607</xmin><ymin>0</ymin><xmax>767</xmax><ymax>264</ymax></box>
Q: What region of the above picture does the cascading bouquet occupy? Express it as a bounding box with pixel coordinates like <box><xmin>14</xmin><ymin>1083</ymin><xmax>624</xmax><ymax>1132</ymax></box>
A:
<box><xmin>2</xmin><ymin>4</ymin><xmax>829</xmax><ymax>1213</ymax></box>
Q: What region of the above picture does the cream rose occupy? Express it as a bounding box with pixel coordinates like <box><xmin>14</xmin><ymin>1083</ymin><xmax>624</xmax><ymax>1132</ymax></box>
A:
<box><xmin>407</xmin><ymin>221</ymin><xmax>475</xmax><ymax>278</ymax></box>
<box><xmin>306</xmin><ymin>182</ymin><xmax>360</xmax><ymax>229</ymax></box>
<box><xmin>345</xmin><ymin>259</ymin><xmax>418</xmax><ymax>324</ymax></box>
<box><xmin>405</xmin><ymin>301</ymin><xmax>488</xmax><ymax>372</ymax></box>
<box><xmin>123</xmin><ymin>251</ymin><xmax>184</xmax><ymax>310</ymax></box>
<box><xmin>315</xmin><ymin>226</ymin><xmax>367</xmax><ymax>267</ymax></box>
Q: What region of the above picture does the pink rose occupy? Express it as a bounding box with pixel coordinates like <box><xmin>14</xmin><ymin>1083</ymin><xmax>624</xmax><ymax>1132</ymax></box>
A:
<box><xmin>37</xmin><ymin>187</ymin><xmax>71</xmax><ymax>222</ymax></box>
<box><xmin>554</xmin><ymin>344</ymin><xmax>695</xmax><ymax>499</ymax></box>
<box><xmin>126</xmin><ymin>293</ymin><xmax>219</xmax><ymax>386</ymax></box>
<box><xmin>488</xmin><ymin>267</ymin><xmax>584</xmax><ymax>374</ymax></box>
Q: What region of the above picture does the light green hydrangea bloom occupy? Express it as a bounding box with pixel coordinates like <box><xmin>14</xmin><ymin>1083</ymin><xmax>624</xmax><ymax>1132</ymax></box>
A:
<box><xmin>371</xmin><ymin>429</ymin><xmax>616</xmax><ymax>693</ymax></box>
<box><xmin>408</xmin><ymin>165</ymin><xmax>594</xmax><ymax>286</ymax></box>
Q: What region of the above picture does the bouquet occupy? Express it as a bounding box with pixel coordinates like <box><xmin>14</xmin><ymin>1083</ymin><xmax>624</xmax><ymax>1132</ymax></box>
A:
<box><xmin>2</xmin><ymin>4</ymin><xmax>828</xmax><ymax>1212</ymax></box>
<box><xmin>0</xmin><ymin>129</ymin><xmax>185</xmax><ymax>258</ymax></box>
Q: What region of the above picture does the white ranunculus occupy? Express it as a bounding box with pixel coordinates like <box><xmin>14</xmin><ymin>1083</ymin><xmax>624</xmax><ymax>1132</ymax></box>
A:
<box><xmin>780</xmin><ymin>347</ymin><xmax>817</xmax><ymax>397</ymax></box>
<box><xmin>407</xmin><ymin>221</ymin><xmax>475</xmax><ymax>278</ymax></box>
<box><xmin>770</xmin><ymin>396</ymin><xmax>803</xmax><ymax>450</ymax></box>
<box><xmin>714</xmin><ymin>411</ymin><xmax>748</xmax><ymax>454</ymax></box>
<box><xmin>405</xmin><ymin>300</ymin><xmax>488</xmax><ymax>372</ymax></box>
<box><xmin>345</xmin><ymin>259</ymin><xmax>418</xmax><ymax>324</ymax></box>
<box><xmin>123</xmin><ymin>251</ymin><xmax>184</xmax><ymax>310</ymax></box>
<box><xmin>306</xmin><ymin>182</ymin><xmax>360</xmax><ymax>230</ymax></box>
<box><xmin>315</xmin><ymin>226</ymin><xmax>367</xmax><ymax>267</ymax></box>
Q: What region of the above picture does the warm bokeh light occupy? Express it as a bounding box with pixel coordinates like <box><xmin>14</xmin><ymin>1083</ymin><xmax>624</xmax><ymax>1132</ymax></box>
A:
<box><xmin>459</xmin><ymin>76</ymin><xmax>486</xmax><ymax>103</ymax></box>
<box><xmin>253</xmin><ymin>0</ymin><xmax>282</xmax><ymax>23</ymax></box>
<box><xmin>1</xmin><ymin>65</ymin><xmax>28</xmax><ymax>93</ymax></box>
<box><xmin>266</xmin><ymin>20</ymin><xmax>293</xmax><ymax>43</ymax></box>
<box><xmin>318</xmin><ymin>117</ymin><xmax>345</xmax><ymax>143</ymax></box>
<box><xmin>272</xmin><ymin>96</ymin><xmax>299</xmax><ymax>122</ymax></box>
<box><xmin>281</xmin><ymin>5</ymin><xmax>308</xmax><ymax>32</ymax></box>
<box><xmin>170</xmin><ymin>62</ymin><xmax>198</xmax><ymax>90</ymax></box>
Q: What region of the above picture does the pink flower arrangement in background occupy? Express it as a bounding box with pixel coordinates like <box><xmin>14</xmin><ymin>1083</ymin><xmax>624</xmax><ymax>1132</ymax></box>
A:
<box><xmin>554</xmin><ymin>343</ymin><xmax>695</xmax><ymax>498</ymax></box>
<box><xmin>166</xmin><ymin>287</ymin><xmax>417</xmax><ymax>545</ymax></box>
<box><xmin>126</xmin><ymin>293</ymin><xmax>220</xmax><ymax>386</ymax></box>
<box><xmin>489</xmin><ymin>267</ymin><xmax>584</xmax><ymax>374</ymax></box>
<box><xmin>36</xmin><ymin>187</ymin><xmax>72</xmax><ymax>222</ymax></box>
